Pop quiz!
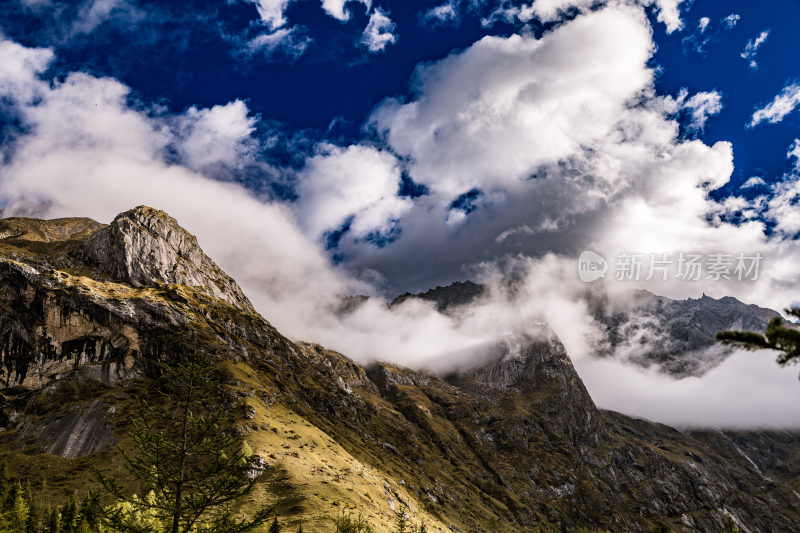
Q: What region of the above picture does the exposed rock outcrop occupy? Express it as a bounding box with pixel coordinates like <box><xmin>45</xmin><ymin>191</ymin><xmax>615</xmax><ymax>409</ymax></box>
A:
<box><xmin>74</xmin><ymin>206</ymin><xmax>255</xmax><ymax>314</ymax></box>
<box><xmin>16</xmin><ymin>400</ymin><xmax>116</xmax><ymax>458</ymax></box>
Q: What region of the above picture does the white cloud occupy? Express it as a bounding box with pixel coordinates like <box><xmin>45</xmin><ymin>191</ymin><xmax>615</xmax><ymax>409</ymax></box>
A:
<box><xmin>576</xmin><ymin>348</ymin><xmax>800</xmax><ymax>428</ymax></box>
<box><xmin>294</xmin><ymin>144</ymin><xmax>412</xmax><ymax>239</ymax></box>
<box><xmin>650</xmin><ymin>0</ymin><xmax>685</xmax><ymax>33</ymax></box>
<box><xmin>761</xmin><ymin>140</ymin><xmax>800</xmax><ymax>237</ymax></box>
<box><xmin>740</xmin><ymin>176</ymin><xmax>765</xmax><ymax>189</ymax></box>
<box><xmin>423</xmin><ymin>1</ymin><xmax>460</xmax><ymax>25</ymax></box>
<box><xmin>750</xmin><ymin>82</ymin><xmax>800</xmax><ymax>127</ymax></box>
<box><xmin>697</xmin><ymin>16</ymin><xmax>709</xmax><ymax>33</ymax></box>
<box><xmin>247</xmin><ymin>0</ymin><xmax>293</xmax><ymax>30</ymax></box>
<box><xmin>321</xmin><ymin>0</ymin><xmax>371</xmax><ymax>21</ymax></box>
<box><xmin>788</xmin><ymin>138</ymin><xmax>800</xmax><ymax>165</ymax></box>
<box><xmin>0</xmin><ymin>39</ymin><xmax>53</xmax><ymax>104</ymax></box>
<box><xmin>0</xmin><ymin>36</ymin><xmax>357</xmax><ymax>342</ymax></box>
<box><xmin>741</xmin><ymin>30</ymin><xmax>769</xmax><ymax>70</ymax></box>
<box><xmin>70</xmin><ymin>0</ymin><xmax>136</xmax><ymax>36</ymax></box>
<box><xmin>723</xmin><ymin>13</ymin><xmax>740</xmax><ymax>30</ymax></box>
<box><xmin>173</xmin><ymin>100</ymin><xmax>257</xmax><ymax>171</ymax></box>
<box><xmin>244</xmin><ymin>26</ymin><xmax>311</xmax><ymax>60</ymax></box>
<box><xmin>684</xmin><ymin>90</ymin><xmax>722</xmax><ymax>131</ymax></box>
<box><xmin>370</xmin><ymin>5</ymin><xmax>654</xmax><ymax>195</ymax></box>
<box><xmin>487</xmin><ymin>0</ymin><xmax>686</xmax><ymax>33</ymax></box>
<box><xmin>360</xmin><ymin>8</ymin><xmax>397</xmax><ymax>52</ymax></box>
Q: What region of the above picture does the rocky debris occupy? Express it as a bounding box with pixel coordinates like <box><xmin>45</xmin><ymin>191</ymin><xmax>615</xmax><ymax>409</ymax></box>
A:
<box><xmin>16</xmin><ymin>399</ymin><xmax>116</xmax><ymax>458</ymax></box>
<box><xmin>73</xmin><ymin>206</ymin><xmax>255</xmax><ymax>314</ymax></box>
<box><xmin>246</xmin><ymin>454</ymin><xmax>268</xmax><ymax>479</ymax></box>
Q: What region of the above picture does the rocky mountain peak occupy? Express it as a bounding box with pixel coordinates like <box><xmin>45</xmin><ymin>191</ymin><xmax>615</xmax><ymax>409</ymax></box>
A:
<box><xmin>73</xmin><ymin>206</ymin><xmax>255</xmax><ymax>313</ymax></box>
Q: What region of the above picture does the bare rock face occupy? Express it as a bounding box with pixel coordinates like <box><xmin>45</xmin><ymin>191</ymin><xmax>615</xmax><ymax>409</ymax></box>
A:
<box><xmin>16</xmin><ymin>400</ymin><xmax>116</xmax><ymax>458</ymax></box>
<box><xmin>0</xmin><ymin>260</ymin><xmax>141</xmax><ymax>389</ymax></box>
<box><xmin>74</xmin><ymin>206</ymin><xmax>255</xmax><ymax>314</ymax></box>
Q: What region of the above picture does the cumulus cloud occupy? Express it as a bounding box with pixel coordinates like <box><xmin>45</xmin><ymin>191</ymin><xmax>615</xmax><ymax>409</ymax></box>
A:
<box><xmin>750</xmin><ymin>82</ymin><xmax>800</xmax><ymax>127</ymax></box>
<box><xmin>173</xmin><ymin>100</ymin><xmax>258</xmax><ymax>171</ymax></box>
<box><xmin>741</xmin><ymin>30</ymin><xmax>769</xmax><ymax>70</ymax></box>
<box><xmin>0</xmin><ymin>35</ymin><xmax>356</xmax><ymax>341</ymax></box>
<box><xmin>0</xmin><ymin>39</ymin><xmax>53</xmax><ymax>104</ymax></box>
<box><xmin>757</xmin><ymin>140</ymin><xmax>800</xmax><ymax>238</ymax></box>
<box><xmin>294</xmin><ymin>143</ymin><xmax>411</xmax><ymax>239</ymax></box>
<box><xmin>321</xmin><ymin>0</ymin><xmax>371</xmax><ymax>21</ymax></box>
<box><xmin>360</xmin><ymin>8</ymin><xmax>397</xmax><ymax>52</ymax></box>
<box><xmin>370</xmin><ymin>6</ymin><xmax>654</xmax><ymax>195</ymax></box>
<box><xmin>650</xmin><ymin>0</ymin><xmax>685</xmax><ymax>33</ymax></box>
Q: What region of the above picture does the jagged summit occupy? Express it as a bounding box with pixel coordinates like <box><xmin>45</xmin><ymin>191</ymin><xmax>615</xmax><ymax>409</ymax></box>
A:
<box><xmin>73</xmin><ymin>206</ymin><xmax>255</xmax><ymax>314</ymax></box>
<box><xmin>390</xmin><ymin>280</ymin><xmax>485</xmax><ymax>312</ymax></box>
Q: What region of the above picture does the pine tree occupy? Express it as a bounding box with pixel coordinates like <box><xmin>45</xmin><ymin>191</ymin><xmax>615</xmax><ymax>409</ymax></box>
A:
<box><xmin>77</xmin><ymin>494</ymin><xmax>100</xmax><ymax>532</ymax></box>
<box><xmin>4</xmin><ymin>480</ymin><xmax>20</xmax><ymax>510</ymax></box>
<box><xmin>11</xmin><ymin>487</ymin><xmax>28</xmax><ymax>531</ymax></box>
<box><xmin>717</xmin><ymin>308</ymin><xmax>800</xmax><ymax>373</ymax></box>
<box><xmin>93</xmin><ymin>355</ymin><xmax>275</xmax><ymax>533</ymax></box>
<box><xmin>60</xmin><ymin>497</ymin><xmax>77</xmax><ymax>533</ymax></box>
<box><xmin>44</xmin><ymin>506</ymin><xmax>60</xmax><ymax>533</ymax></box>
<box><xmin>393</xmin><ymin>511</ymin><xmax>408</xmax><ymax>533</ymax></box>
<box><xmin>334</xmin><ymin>510</ymin><xmax>374</xmax><ymax>533</ymax></box>
<box><xmin>269</xmin><ymin>516</ymin><xmax>280</xmax><ymax>533</ymax></box>
<box><xmin>25</xmin><ymin>490</ymin><xmax>41</xmax><ymax>533</ymax></box>
<box><xmin>0</xmin><ymin>461</ymin><xmax>8</xmax><ymax>503</ymax></box>
<box><xmin>297</xmin><ymin>524</ymin><xmax>303</xmax><ymax>533</ymax></box>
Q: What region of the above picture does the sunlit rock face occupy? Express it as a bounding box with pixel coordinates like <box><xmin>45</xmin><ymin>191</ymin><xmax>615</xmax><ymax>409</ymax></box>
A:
<box><xmin>74</xmin><ymin>206</ymin><xmax>256</xmax><ymax>314</ymax></box>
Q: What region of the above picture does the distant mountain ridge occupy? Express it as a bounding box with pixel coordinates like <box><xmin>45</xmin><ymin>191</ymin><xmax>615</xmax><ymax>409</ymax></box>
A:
<box><xmin>390</xmin><ymin>281</ymin><xmax>485</xmax><ymax>312</ymax></box>
<box><xmin>0</xmin><ymin>207</ymin><xmax>798</xmax><ymax>532</ymax></box>
<box><xmin>392</xmin><ymin>282</ymin><xmax>780</xmax><ymax>377</ymax></box>
<box><xmin>589</xmin><ymin>289</ymin><xmax>781</xmax><ymax>376</ymax></box>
